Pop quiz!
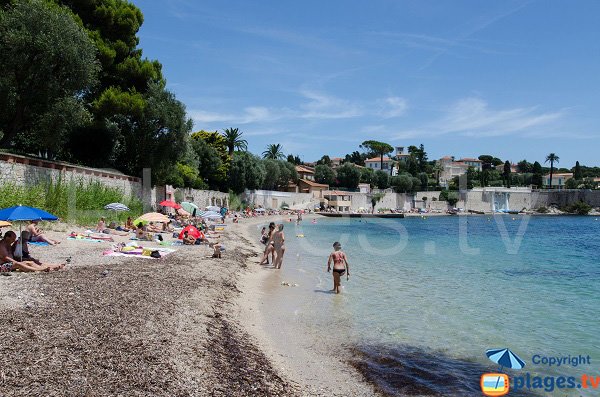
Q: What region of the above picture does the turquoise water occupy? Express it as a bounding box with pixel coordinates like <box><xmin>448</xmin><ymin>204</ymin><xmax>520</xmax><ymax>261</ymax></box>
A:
<box><xmin>260</xmin><ymin>215</ymin><xmax>600</xmax><ymax>396</ymax></box>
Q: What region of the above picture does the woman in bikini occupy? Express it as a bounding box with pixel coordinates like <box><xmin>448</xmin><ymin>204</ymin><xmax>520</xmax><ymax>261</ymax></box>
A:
<box><xmin>259</xmin><ymin>223</ymin><xmax>276</xmax><ymax>265</ymax></box>
<box><xmin>272</xmin><ymin>224</ymin><xmax>285</xmax><ymax>269</ymax></box>
<box><xmin>327</xmin><ymin>242</ymin><xmax>350</xmax><ymax>294</ymax></box>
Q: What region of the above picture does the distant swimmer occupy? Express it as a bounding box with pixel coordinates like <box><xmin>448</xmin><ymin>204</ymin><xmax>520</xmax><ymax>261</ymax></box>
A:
<box><xmin>327</xmin><ymin>242</ymin><xmax>350</xmax><ymax>294</ymax></box>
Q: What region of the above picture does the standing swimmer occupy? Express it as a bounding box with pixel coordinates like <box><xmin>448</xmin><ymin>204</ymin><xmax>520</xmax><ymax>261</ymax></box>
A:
<box><xmin>327</xmin><ymin>242</ymin><xmax>350</xmax><ymax>294</ymax></box>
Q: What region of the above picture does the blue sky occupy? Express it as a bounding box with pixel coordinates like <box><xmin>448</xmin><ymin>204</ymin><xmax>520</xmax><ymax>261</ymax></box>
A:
<box><xmin>135</xmin><ymin>0</ymin><xmax>600</xmax><ymax>167</ymax></box>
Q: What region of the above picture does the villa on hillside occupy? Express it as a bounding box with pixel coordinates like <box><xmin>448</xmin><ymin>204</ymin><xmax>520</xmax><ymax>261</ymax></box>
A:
<box><xmin>289</xmin><ymin>165</ymin><xmax>329</xmax><ymax>198</ymax></box>
<box><xmin>394</xmin><ymin>146</ymin><xmax>410</xmax><ymax>162</ymax></box>
<box><xmin>455</xmin><ymin>158</ymin><xmax>482</xmax><ymax>171</ymax></box>
<box><xmin>296</xmin><ymin>165</ymin><xmax>316</xmax><ymax>181</ymax></box>
<box><xmin>495</xmin><ymin>162</ymin><xmax>519</xmax><ymax>173</ymax></box>
<box><xmin>438</xmin><ymin>156</ymin><xmax>469</xmax><ymax>187</ymax></box>
<box><xmin>543</xmin><ymin>173</ymin><xmax>573</xmax><ymax>188</ymax></box>
<box><xmin>365</xmin><ymin>157</ymin><xmax>398</xmax><ymax>176</ymax></box>
<box><xmin>330</xmin><ymin>157</ymin><xmax>343</xmax><ymax>168</ymax></box>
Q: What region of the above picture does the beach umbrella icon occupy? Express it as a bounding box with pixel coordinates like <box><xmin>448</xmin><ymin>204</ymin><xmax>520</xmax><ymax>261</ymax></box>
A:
<box><xmin>486</xmin><ymin>348</ymin><xmax>525</xmax><ymax>389</ymax></box>
<box><xmin>486</xmin><ymin>348</ymin><xmax>526</xmax><ymax>370</ymax></box>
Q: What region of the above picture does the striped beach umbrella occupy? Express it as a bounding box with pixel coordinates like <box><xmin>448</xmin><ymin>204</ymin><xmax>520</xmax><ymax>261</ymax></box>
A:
<box><xmin>104</xmin><ymin>203</ymin><xmax>130</xmax><ymax>212</ymax></box>
<box><xmin>486</xmin><ymin>348</ymin><xmax>526</xmax><ymax>370</ymax></box>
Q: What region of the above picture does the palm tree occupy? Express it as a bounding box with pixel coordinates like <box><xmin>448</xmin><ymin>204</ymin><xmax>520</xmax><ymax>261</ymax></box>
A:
<box><xmin>262</xmin><ymin>144</ymin><xmax>284</xmax><ymax>160</ymax></box>
<box><xmin>545</xmin><ymin>153</ymin><xmax>560</xmax><ymax>189</ymax></box>
<box><xmin>222</xmin><ymin>127</ymin><xmax>248</xmax><ymax>157</ymax></box>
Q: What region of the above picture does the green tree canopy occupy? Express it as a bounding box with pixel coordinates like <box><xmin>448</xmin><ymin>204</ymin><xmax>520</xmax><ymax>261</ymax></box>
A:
<box><xmin>360</xmin><ymin>140</ymin><xmax>393</xmax><ymax>170</ymax></box>
<box><xmin>335</xmin><ymin>163</ymin><xmax>361</xmax><ymax>190</ymax></box>
<box><xmin>573</xmin><ymin>161</ymin><xmax>582</xmax><ymax>180</ymax></box>
<box><xmin>314</xmin><ymin>164</ymin><xmax>335</xmax><ymax>186</ymax></box>
<box><xmin>229</xmin><ymin>152</ymin><xmax>265</xmax><ymax>194</ymax></box>
<box><xmin>0</xmin><ymin>0</ymin><xmax>99</xmax><ymax>153</ymax></box>
<box><xmin>392</xmin><ymin>174</ymin><xmax>412</xmax><ymax>193</ymax></box>
<box><xmin>374</xmin><ymin>170</ymin><xmax>390</xmax><ymax>189</ymax></box>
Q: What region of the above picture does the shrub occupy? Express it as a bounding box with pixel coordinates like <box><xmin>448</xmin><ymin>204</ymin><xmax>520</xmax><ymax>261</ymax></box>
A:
<box><xmin>563</xmin><ymin>201</ymin><xmax>592</xmax><ymax>215</ymax></box>
<box><xmin>536</xmin><ymin>206</ymin><xmax>548</xmax><ymax>213</ymax></box>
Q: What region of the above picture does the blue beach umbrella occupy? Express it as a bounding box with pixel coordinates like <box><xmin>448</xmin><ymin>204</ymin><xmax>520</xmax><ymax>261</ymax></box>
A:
<box><xmin>0</xmin><ymin>205</ymin><xmax>58</xmax><ymax>221</ymax></box>
<box><xmin>486</xmin><ymin>348</ymin><xmax>526</xmax><ymax>370</ymax></box>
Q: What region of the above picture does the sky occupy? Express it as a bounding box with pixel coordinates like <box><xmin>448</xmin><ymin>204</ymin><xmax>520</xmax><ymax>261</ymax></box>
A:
<box><xmin>134</xmin><ymin>0</ymin><xmax>600</xmax><ymax>167</ymax></box>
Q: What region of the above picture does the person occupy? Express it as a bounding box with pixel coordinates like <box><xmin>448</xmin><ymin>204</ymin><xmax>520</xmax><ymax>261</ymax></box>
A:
<box><xmin>125</xmin><ymin>216</ymin><xmax>134</xmax><ymax>231</ymax></box>
<box><xmin>26</xmin><ymin>220</ymin><xmax>60</xmax><ymax>245</ymax></box>
<box><xmin>259</xmin><ymin>227</ymin><xmax>267</xmax><ymax>244</ymax></box>
<box><xmin>259</xmin><ymin>223</ymin><xmax>276</xmax><ymax>265</ymax></box>
<box><xmin>135</xmin><ymin>223</ymin><xmax>148</xmax><ymax>240</ymax></box>
<box><xmin>96</xmin><ymin>217</ymin><xmax>107</xmax><ymax>233</ymax></box>
<box><xmin>327</xmin><ymin>242</ymin><xmax>350</xmax><ymax>294</ymax></box>
<box><xmin>182</xmin><ymin>231</ymin><xmax>196</xmax><ymax>245</ymax></box>
<box><xmin>147</xmin><ymin>222</ymin><xmax>162</xmax><ymax>233</ymax></box>
<box><xmin>272</xmin><ymin>224</ymin><xmax>286</xmax><ymax>269</ymax></box>
<box><xmin>0</xmin><ymin>231</ymin><xmax>64</xmax><ymax>272</ymax></box>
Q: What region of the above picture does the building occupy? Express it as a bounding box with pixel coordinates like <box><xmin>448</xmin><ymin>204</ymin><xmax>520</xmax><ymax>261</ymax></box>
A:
<box><xmin>543</xmin><ymin>173</ymin><xmax>573</xmax><ymax>188</ymax></box>
<box><xmin>330</xmin><ymin>157</ymin><xmax>343</xmax><ymax>168</ymax></box>
<box><xmin>295</xmin><ymin>165</ymin><xmax>315</xmax><ymax>181</ymax></box>
<box><xmin>324</xmin><ymin>190</ymin><xmax>352</xmax><ymax>212</ymax></box>
<box><xmin>455</xmin><ymin>158</ymin><xmax>482</xmax><ymax>171</ymax></box>
<box><xmin>365</xmin><ymin>157</ymin><xmax>398</xmax><ymax>175</ymax></box>
<box><xmin>394</xmin><ymin>146</ymin><xmax>411</xmax><ymax>162</ymax></box>
<box><xmin>494</xmin><ymin>162</ymin><xmax>519</xmax><ymax>173</ymax></box>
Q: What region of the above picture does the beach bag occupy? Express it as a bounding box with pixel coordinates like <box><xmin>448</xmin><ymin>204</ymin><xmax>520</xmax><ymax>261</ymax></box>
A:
<box><xmin>14</xmin><ymin>239</ymin><xmax>23</xmax><ymax>259</ymax></box>
<box><xmin>150</xmin><ymin>250</ymin><xmax>161</xmax><ymax>259</ymax></box>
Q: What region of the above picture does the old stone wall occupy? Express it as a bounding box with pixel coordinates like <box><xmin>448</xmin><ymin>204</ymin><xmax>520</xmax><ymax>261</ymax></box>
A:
<box><xmin>0</xmin><ymin>153</ymin><xmax>141</xmax><ymax>198</ymax></box>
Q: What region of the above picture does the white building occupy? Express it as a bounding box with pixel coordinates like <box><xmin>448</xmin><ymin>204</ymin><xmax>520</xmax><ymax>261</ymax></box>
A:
<box><xmin>365</xmin><ymin>157</ymin><xmax>398</xmax><ymax>176</ymax></box>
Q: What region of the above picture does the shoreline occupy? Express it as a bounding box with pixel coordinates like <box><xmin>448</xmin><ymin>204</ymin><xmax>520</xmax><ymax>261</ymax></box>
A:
<box><xmin>235</xmin><ymin>215</ymin><xmax>380</xmax><ymax>397</ymax></box>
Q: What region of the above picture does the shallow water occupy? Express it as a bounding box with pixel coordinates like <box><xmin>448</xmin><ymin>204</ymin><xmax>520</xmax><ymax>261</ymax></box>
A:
<box><xmin>258</xmin><ymin>215</ymin><xmax>600</xmax><ymax>396</ymax></box>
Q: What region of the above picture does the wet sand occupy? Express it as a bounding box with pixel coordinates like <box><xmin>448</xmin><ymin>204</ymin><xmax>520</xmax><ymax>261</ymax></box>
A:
<box><xmin>237</xmin><ymin>217</ymin><xmax>379</xmax><ymax>397</ymax></box>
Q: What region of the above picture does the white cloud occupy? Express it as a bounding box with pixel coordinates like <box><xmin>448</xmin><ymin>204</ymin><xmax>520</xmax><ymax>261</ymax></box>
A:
<box><xmin>378</xmin><ymin>96</ymin><xmax>408</xmax><ymax>118</ymax></box>
<box><xmin>189</xmin><ymin>106</ymin><xmax>277</xmax><ymax>125</ymax></box>
<box><xmin>299</xmin><ymin>90</ymin><xmax>363</xmax><ymax>119</ymax></box>
<box><xmin>392</xmin><ymin>97</ymin><xmax>566</xmax><ymax>139</ymax></box>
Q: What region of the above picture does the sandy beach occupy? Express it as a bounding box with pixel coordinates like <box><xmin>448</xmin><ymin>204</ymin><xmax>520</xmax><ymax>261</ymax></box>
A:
<box><xmin>0</xmin><ymin>217</ymin><xmax>378</xmax><ymax>396</ymax></box>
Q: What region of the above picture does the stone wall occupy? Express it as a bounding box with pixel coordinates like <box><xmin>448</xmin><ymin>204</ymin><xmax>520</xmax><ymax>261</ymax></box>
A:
<box><xmin>0</xmin><ymin>153</ymin><xmax>141</xmax><ymax>198</ymax></box>
<box><xmin>243</xmin><ymin>190</ymin><xmax>313</xmax><ymax>209</ymax></box>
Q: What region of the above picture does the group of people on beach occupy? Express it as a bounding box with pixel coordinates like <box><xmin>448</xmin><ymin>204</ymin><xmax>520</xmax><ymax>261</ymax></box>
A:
<box><xmin>258</xmin><ymin>220</ymin><xmax>350</xmax><ymax>294</ymax></box>
<box><xmin>259</xmin><ymin>222</ymin><xmax>286</xmax><ymax>269</ymax></box>
<box><xmin>0</xmin><ymin>228</ymin><xmax>65</xmax><ymax>273</ymax></box>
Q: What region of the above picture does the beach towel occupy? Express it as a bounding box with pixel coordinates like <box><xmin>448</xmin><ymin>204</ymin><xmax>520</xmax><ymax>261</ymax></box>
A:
<box><xmin>28</xmin><ymin>241</ymin><xmax>49</xmax><ymax>246</ymax></box>
<box><xmin>67</xmin><ymin>237</ymin><xmax>105</xmax><ymax>243</ymax></box>
<box><xmin>103</xmin><ymin>245</ymin><xmax>176</xmax><ymax>259</ymax></box>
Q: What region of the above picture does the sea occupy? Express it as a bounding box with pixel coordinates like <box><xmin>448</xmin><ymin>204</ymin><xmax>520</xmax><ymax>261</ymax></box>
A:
<box><xmin>255</xmin><ymin>215</ymin><xmax>600</xmax><ymax>396</ymax></box>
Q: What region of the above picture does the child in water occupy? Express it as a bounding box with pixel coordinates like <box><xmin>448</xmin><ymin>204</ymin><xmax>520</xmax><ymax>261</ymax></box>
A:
<box><xmin>327</xmin><ymin>242</ymin><xmax>350</xmax><ymax>294</ymax></box>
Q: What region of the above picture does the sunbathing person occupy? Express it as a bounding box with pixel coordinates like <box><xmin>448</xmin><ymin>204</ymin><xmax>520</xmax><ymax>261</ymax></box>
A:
<box><xmin>96</xmin><ymin>217</ymin><xmax>107</xmax><ymax>233</ymax></box>
<box><xmin>182</xmin><ymin>231</ymin><xmax>196</xmax><ymax>245</ymax></box>
<box><xmin>135</xmin><ymin>223</ymin><xmax>149</xmax><ymax>240</ymax></box>
<box><xmin>15</xmin><ymin>231</ymin><xmax>65</xmax><ymax>268</ymax></box>
<box><xmin>146</xmin><ymin>222</ymin><xmax>162</xmax><ymax>233</ymax></box>
<box><xmin>26</xmin><ymin>220</ymin><xmax>60</xmax><ymax>245</ymax></box>
<box><xmin>0</xmin><ymin>231</ymin><xmax>64</xmax><ymax>272</ymax></box>
<box><xmin>125</xmin><ymin>216</ymin><xmax>134</xmax><ymax>231</ymax></box>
